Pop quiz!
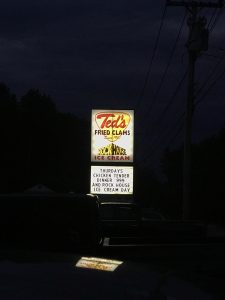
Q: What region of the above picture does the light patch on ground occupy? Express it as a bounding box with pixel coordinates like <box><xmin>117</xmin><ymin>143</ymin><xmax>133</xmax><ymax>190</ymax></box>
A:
<box><xmin>75</xmin><ymin>256</ymin><xmax>123</xmax><ymax>272</ymax></box>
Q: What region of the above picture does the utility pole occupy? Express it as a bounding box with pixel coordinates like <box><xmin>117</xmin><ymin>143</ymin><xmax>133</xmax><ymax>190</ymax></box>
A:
<box><xmin>166</xmin><ymin>0</ymin><xmax>223</xmax><ymax>220</ymax></box>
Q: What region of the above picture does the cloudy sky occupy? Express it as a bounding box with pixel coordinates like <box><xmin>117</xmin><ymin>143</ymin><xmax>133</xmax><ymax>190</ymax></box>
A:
<box><xmin>1</xmin><ymin>0</ymin><xmax>225</xmax><ymax>169</ymax></box>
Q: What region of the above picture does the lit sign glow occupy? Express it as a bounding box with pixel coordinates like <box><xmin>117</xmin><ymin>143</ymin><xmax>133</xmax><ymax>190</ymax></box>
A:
<box><xmin>90</xmin><ymin>166</ymin><xmax>133</xmax><ymax>194</ymax></box>
<box><xmin>91</xmin><ymin>110</ymin><xmax>134</xmax><ymax>162</ymax></box>
<box><xmin>75</xmin><ymin>257</ymin><xmax>123</xmax><ymax>272</ymax></box>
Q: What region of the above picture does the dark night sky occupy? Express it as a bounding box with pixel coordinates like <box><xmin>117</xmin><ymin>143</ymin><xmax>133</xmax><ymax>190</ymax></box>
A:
<box><xmin>1</xmin><ymin>0</ymin><xmax>225</xmax><ymax>171</ymax></box>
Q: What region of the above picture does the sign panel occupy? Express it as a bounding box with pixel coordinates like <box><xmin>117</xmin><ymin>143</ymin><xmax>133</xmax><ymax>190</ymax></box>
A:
<box><xmin>90</xmin><ymin>166</ymin><xmax>133</xmax><ymax>194</ymax></box>
<box><xmin>91</xmin><ymin>110</ymin><xmax>134</xmax><ymax>162</ymax></box>
<box><xmin>76</xmin><ymin>257</ymin><xmax>123</xmax><ymax>272</ymax></box>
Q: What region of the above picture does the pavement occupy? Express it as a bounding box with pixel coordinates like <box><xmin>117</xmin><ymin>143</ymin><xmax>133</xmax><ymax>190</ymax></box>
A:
<box><xmin>0</xmin><ymin>242</ymin><xmax>225</xmax><ymax>300</ymax></box>
<box><xmin>0</xmin><ymin>224</ymin><xmax>224</xmax><ymax>300</ymax></box>
<box><xmin>0</xmin><ymin>259</ymin><xmax>218</xmax><ymax>300</ymax></box>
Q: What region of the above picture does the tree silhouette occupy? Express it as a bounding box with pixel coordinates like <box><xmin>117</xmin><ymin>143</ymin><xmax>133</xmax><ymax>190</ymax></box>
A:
<box><xmin>20</xmin><ymin>89</ymin><xmax>56</xmax><ymax>114</ymax></box>
<box><xmin>0</xmin><ymin>83</ymin><xmax>18</xmax><ymax>192</ymax></box>
<box><xmin>161</xmin><ymin>129</ymin><xmax>225</xmax><ymax>222</ymax></box>
<box><xmin>0</xmin><ymin>85</ymin><xmax>90</xmax><ymax>193</ymax></box>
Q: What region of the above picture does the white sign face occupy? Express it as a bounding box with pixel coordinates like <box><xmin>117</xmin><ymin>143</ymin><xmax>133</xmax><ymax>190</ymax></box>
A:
<box><xmin>91</xmin><ymin>110</ymin><xmax>134</xmax><ymax>163</ymax></box>
<box><xmin>90</xmin><ymin>166</ymin><xmax>133</xmax><ymax>195</ymax></box>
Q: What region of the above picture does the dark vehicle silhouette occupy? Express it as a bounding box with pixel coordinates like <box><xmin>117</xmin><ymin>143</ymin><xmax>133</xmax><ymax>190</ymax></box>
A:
<box><xmin>0</xmin><ymin>193</ymin><xmax>100</xmax><ymax>252</ymax></box>
<box><xmin>99</xmin><ymin>202</ymin><xmax>206</xmax><ymax>244</ymax></box>
<box><xmin>99</xmin><ymin>202</ymin><xmax>141</xmax><ymax>239</ymax></box>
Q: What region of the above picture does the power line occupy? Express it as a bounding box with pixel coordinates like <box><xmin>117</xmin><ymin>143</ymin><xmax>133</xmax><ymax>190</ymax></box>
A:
<box><xmin>138</xmin><ymin>0</ymin><xmax>225</xmax><ymax>169</ymax></box>
<box><xmin>139</xmin><ymin>68</ymin><xmax>187</xmax><ymax>155</ymax></box>
<box><xmin>135</xmin><ymin>4</ymin><xmax>167</xmax><ymax>112</ymax></box>
<box><xmin>195</xmin><ymin>54</ymin><xmax>224</xmax><ymax>97</ymax></box>
<box><xmin>195</xmin><ymin>63</ymin><xmax>225</xmax><ymax>109</ymax></box>
<box><xmin>207</xmin><ymin>7</ymin><xmax>218</xmax><ymax>28</ymax></box>
<box><xmin>209</xmin><ymin>6</ymin><xmax>224</xmax><ymax>31</ymax></box>
<box><xmin>137</xmin><ymin>12</ymin><xmax>187</xmax><ymax>149</ymax></box>
<box><xmin>165</xmin><ymin>116</ymin><xmax>184</xmax><ymax>149</ymax></box>
<box><xmin>202</xmin><ymin>53</ymin><xmax>225</xmax><ymax>59</ymax></box>
<box><xmin>145</xmin><ymin>32</ymin><xmax>225</xmax><ymax>164</ymax></box>
<box><xmin>139</xmin><ymin>68</ymin><xmax>187</xmax><ymax>164</ymax></box>
<box><xmin>142</xmin><ymin>11</ymin><xmax>187</xmax><ymax>117</ymax></box>
<box><xmin>140</xmin><ymin>111</ymin><xmax>185</xmax><ymax>167</ymax></box>
<box><xmin>194</xmin><ymin>38</ymin><xmax>225</xmax><ymax>103</ymax></box>
<box><xmin>146</xmin><ymin>69</ymin><xmax>187</xmax><ymax>142</ymax></box>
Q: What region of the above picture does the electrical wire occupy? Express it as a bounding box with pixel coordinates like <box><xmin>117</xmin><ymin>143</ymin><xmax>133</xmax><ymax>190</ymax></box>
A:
<box><xmin>141</xmin><ymin>69</ymin><xmax>187</xmax><ymax>147</ymax></box>
<box><xmin>207</xmin><ymin>8</ymin><xmax>218</xmax><ymax>28</ymax></box>
<box><xmin>139</xmin><ymin>68</ymin><xmax>187</xmax><ymax>165</ymax></box>
<box><xmin>157</xmin><ymin>56</ymin><xmax>225</xmax><ymax>158</ymax></box>
<box><xmin>142</xmin><ymin>11</ymin><xmax>187</xmax><ymax>117</ymax></box>
<box><xmin>138</xmin><ymin>1</ymin><xmax>225</xmax><ymax>168</ymax></box>
<box><xmin>140</xmin><ymin>112</ymin><xmax>184</xmax><ymax>167</ymax></box>
<box><xmin>137</xmin><ymin>12</ymin><xmax>187</xmax><ymax>150</ymax></box>
<box><xmin>194</xmin><ymin>37</ymin><xmax>225</xmax><ymax>106</ymax></box>
<box><xmin>195</xmin><ymin>55</ymin><xmax>224</xmax><ymax>98</ymax></box>
<box><xmin>135</xmin><ymin>4</ymin><xmax>167</xmax><ymax>112</ymax></box>
<box><xmin>208</xmin><ymin>6</ymin><xmax>224</xmax><ymax>32</ymax></box>
<box><xmin>195</xmin><ymin>64</ymin><xmax>225</xmax><ymax>109</ymax></box>
<box><xmin>154</xmin><ymin>6</ymin><xmax>225</xmax><ymax>157</ymax></box>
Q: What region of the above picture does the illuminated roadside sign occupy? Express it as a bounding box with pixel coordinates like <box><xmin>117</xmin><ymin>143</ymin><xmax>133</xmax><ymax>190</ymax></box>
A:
<box><xmin>91</xmin><ymin>110</ymin><xmax>134</xmax><ymax>163</ymax></box>
<box><xmin>90</xmin><ymin>166</ymin><xmax>133</xmax><ymax>195</ymax></box>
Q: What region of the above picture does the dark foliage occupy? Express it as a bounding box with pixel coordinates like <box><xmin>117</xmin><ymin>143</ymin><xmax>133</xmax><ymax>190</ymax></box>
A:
<box><xmin>134</xmin><ymin>165</ymin><xmax>162</xmax><ymax>208</ymax></box>
<box><xmin>161</xmin><ymin>130</ymin><xmax>225</xmax><ymax>222</ymax></box>
<box><xmin>0</xmin><ymin>83</ymin><xmax>90</xmax><ymax>193</ymax></box>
